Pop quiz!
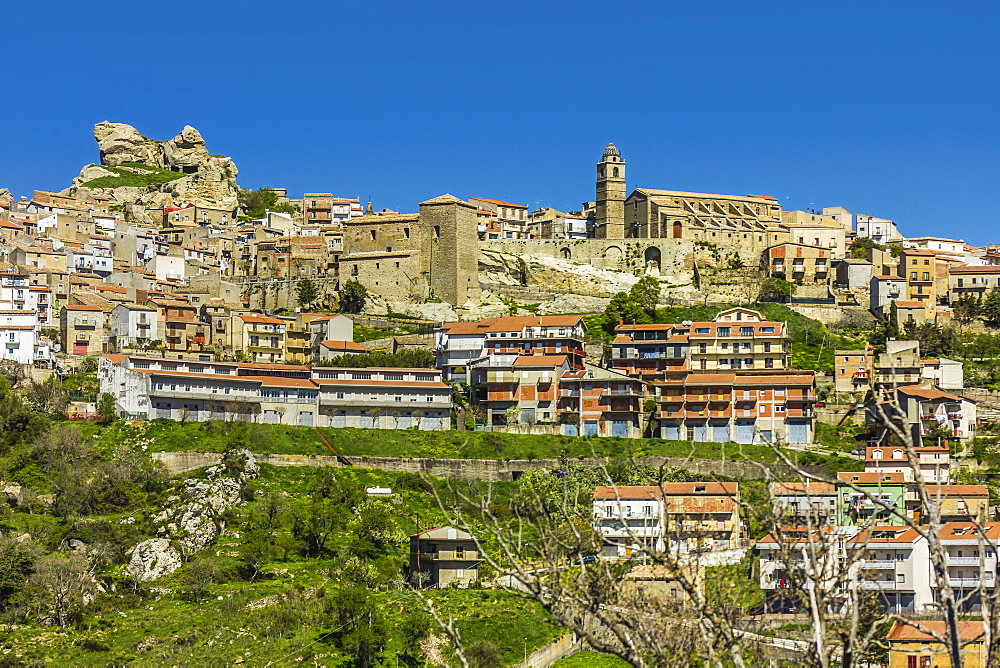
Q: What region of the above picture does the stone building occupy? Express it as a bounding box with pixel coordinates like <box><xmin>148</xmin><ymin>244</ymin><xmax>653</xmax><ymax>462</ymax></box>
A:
<box><xmin>409</xmin><ymin>527</ymin><xmax>481</xmax><ymax>588</ymax></box>
<box><xmin>341</xmin><ymin>194</ymin><xmax>480</xmax><ymax>305</ymax></box>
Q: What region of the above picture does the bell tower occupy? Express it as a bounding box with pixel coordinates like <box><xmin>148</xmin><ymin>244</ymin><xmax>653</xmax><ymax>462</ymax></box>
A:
<box><xmin>595</xmin><ymin>142</ymin><xmax>626</xmax><ymax>238</ymax></box>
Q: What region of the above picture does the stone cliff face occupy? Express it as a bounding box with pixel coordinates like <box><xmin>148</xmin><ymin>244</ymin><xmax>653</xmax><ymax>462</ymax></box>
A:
<box><xmin>63</xmin><ymin>122</ymin><xmax>240</xmax><ymax>226</ymax></box>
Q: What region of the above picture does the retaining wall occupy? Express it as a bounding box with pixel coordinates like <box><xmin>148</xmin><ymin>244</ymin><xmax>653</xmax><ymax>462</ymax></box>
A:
<box><xmin>151</xmin><ymin>452</ymin><xmax>827</xmax><ymax>481</ymax></box>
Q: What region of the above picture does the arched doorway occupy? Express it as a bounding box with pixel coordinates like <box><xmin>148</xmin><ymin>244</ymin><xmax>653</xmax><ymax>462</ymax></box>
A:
<box><xmin>644</xmin><ymin>247</ymin><xmax>661</xmax><ymax>274</ymax></box>
<box><xmin>603</xmin><ymin>246</ymin><xmax>624</xmax><ymax>268</ymax></box>
<box><xmin>672</xmin><ymin>221</ymin><xmax>683</xmax><ymax>239</ymax></box>
<box><xmin>560</xmin><ymin>247</ymin><xmax>572</xmax><ymax>259</ymax></box>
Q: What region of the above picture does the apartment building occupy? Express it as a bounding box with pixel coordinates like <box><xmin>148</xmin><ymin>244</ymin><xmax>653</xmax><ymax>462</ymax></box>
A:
<box><xmin>151</xmin><ymin>299</ymin><xmax>206</xmax><ymax>353</ymax></box>
<box><xmin>109</xmin><ymin>304</ymin><xmax>158</xmax><ymax>349</ymax></box>
<box><xmin>0</xmin><ymin>271</ymin><xmax>37</xmax><ymax>312</ymax></box>
<box><xmin>770</xmin><ymin>481</ymin><xmax>838</xmax><ymax>526</ymax></box>
<box><xmin>60</xmin><ymin>305</ymin><xmax>107</xmax><ymax>356</ymax></box>
<box><xmin>479</xmin><ymin>354</ymin><xmax>569</xmax><ymax>429</ymax></box>
<box><xmin>887</xmin><ymin>620</ymin><xmax>986</xmax><ymax>668</ymax></box>
<box><xmin>757</xmin><ymin>526</ymin><xmax>855</xmax><ymax>613</ymax></box>
<box><xmin>934</xmin><ymin>522</ymin><xmax>1000</xmax><ymax>611</ymax></box>
<box><xmin>865</xmin><ymin>443</ymin><xmax>950</xmax><ymax>482</ymax></box>
<box><xmin>874</xmin><ymin>340</ymin><xmax>923</xmax><ymax>390</ymax></box>
<box><xmin>898</xmin><ymin>248</ymin><xmax>938</xmax><ymax>314</ymax></box>
<box><xmin>277</xmin><ymin>313</ymin><xmax>328</xmax><ymax>363</ymax></box>
<box><xmin>593</xmin><ymin>482</ymin><xmax>740</xmax><ymax>559</ymax></box>
<box><xmin>762</xmin><ymin>243</ymin><xmax>832</xmax><ymax>284</ymax></box>
<box><xmin>316</xmin><ymin>340</ymin><xmax>367</xmax><ymax>362</ymax></box>
<box><xmin>557</xmin><ymin>363</ymin><xmax>644</xmax><ymax>438</ymax></box>
<box><xmin>833</xmin><ymin>347</ymin><xmax>874</xmax><ymax>393</ymax></box>
<box><xmin>98</xmin><ymin>354</ymin><xmax>451</xmax><ymax>429</ymax></box>
<box><xmin>655</xmin><ymin>370</ymin><xmax>816</xmax><ymax>444</ymax></box>
<box><xmin>915</xmin><ymin>485</ymin><xmax>990</xmax><ymax>524</ymax></box>
<box><xmin>232</xmin><ymin>314</ymin><xmax>286</xmax><ymax>363</ymax></box>
<box><xmin>920</xmin><ymin>357</ymin><xmax>963</xmax><ymax>390</ymax></box>
<box><xmin>948</xmin><ymin>265</ymin><xmax>1000</xmax><ymax>302</ymax></box>
<box><xmin>687</xmin><ymin>308</ymin><xmax>790</xmax><ymax>372</ymax></box>
<box><xmin>0</xmin><ymin>310</ymin><xmax>39</xmax><ymax>365</ymax></box>
<box><xmin>837</xmin><ymin>472</ymin><xmax>907</xmax><ymax>526</ymax></box>
<box><xmin>883</xmin><ymin>383</ymin><xmax>978</xmax><ymax>444</ymax></box>
<box><xmin>435</xmin><ymin>315</ymin><xmax>587</xmax><ymax>384</ymax></box>
<box><xmin>855</xmin><ymin>214</ymin><xmax>901</xmax><ymax>245</ymax></box>
<box><xmin>610</xmin><ymin>324</ymin><xmax>689</xmax><ymax>380</ymax></box>
<box><xmin>870</xmin><ymin>274</ymin><xmax>906</xmax><ymax>315</ymax></box>
<box><xmin>848</xmin><ymin>525</ymin><xmax>933</xmax><ymax>613</ymax></box>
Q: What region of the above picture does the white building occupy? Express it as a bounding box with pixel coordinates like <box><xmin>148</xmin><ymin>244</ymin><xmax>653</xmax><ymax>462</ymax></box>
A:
<box><xmin>856</xmin><ymin>214</ymin><xmax>902</xmax><ymax>245</ymax></box>
<box><xmin>98</xmin><ymin>354</ymin><xmax>452</xmax><ymax>429</ymax></box>
<box><xmin>0</xmin><ymin>310</ymin><xmax>39</xmax><ymax>365</ymax></box>
<box><xmin>870</xmin><ymin>274</ymin><xmax>906</xmax><ymax>313</ymax></box>
<box><xmin>109</xmin><ymin>304</ymin><xmax>159</xmax><ymax>348</ymax></box>
<box><xmin>921</xmin><ymin>357</ymin><xmax>964</xmax><ymax>390</ymax></box>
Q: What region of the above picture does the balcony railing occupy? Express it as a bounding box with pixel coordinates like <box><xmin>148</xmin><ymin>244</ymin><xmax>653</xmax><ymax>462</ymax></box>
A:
<box><xmin>860</xmin><ymin>580</ymin><xmax>896</xmax><ymax>590</ymax></box>
<box><xmin>947</xmin><ymin>557</ymin><xmax>981</xmax><ymax>566</ymax></box>
<box><xmin>948</xmin><ymin>578</ymin><xmax>991</xmax><ymax>588</ymax></box>
<box><xmin>861</xmin><ymin>560</ymin><xmax>896</xmax><ymax>569</ymax></box>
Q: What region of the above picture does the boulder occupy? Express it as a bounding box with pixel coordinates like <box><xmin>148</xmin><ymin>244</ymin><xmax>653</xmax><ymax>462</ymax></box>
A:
<box><xmin>94</xmin><ymin>122</ymin><xmax>162</xmax><ymax>167</ymax></box>
<box><xmin>128</xmin><ymin>538</ymin><xmax>183</xmax><ymax>582</ymax></box>
<box><xmin>2</xmin><ymin>483</ymin><xmax>22</xmax><ymax>506</ymax></box>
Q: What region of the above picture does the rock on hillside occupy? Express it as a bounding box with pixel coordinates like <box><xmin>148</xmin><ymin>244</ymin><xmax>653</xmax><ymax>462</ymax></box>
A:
<box><xmin>62</xmin><ymin>122</ymin><xmax>240</xmax><ymax>225</ymax></box>
<box><xmin>127</xmin><ymin>449</ymin><xmax>258</xmax><ymax>582</ymax></box>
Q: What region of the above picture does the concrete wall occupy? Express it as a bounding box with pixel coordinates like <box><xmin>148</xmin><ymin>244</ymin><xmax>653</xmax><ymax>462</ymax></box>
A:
<box><xmin>151</xmin><ymin>451</ymin><xmax>829</xmax><ymax>481</ymax></box>
<box><xmin>517</xmin><ymin>632</ymin><xmax>580</xmax><ymax>668</ymax></box>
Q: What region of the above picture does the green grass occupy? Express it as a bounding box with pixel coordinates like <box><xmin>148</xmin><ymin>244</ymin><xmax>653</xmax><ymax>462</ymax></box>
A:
<box><xmin>74</xmin><ymin>420</ymin><xmax>862</xmax><ymax>473</ymax></box>
<box><xmin>553</xmin><ymin>650</ymin><xmax>632</xmax><ymax>666</ymax></box>
<box><xmin>354</xmin><ymin>323</ymin><xmax>421</xmax><ymax>342</ymax></box>
<box><xmin>82</xmin><ymin>162</ymin><xmax>186</xmax><ymax>189</ymax></box>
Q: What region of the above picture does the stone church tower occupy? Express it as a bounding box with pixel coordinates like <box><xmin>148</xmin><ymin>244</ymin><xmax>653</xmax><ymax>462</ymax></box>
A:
<box><xmin>595</xmin><ymin>142</ymin><xmax>626</xmax><ymax>238</ymax></box>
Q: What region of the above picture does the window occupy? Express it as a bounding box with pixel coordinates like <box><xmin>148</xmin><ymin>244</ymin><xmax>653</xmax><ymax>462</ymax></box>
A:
<box><xmin>695</xmin><ymin>327</ymin><xmax>710</xmax><ymax>334</ymax></box>
<box><xmin>775</xmin><ymin>405</ymin><xmax>785</xmax><ymax>413</ymax></box>
<box><xmin>384</xmin><ymin>373</ymin><xmax>404</xmax><ymax>381</ymax></box>
<box><xmin>896</xmin><ymin>573</ymin><xmax>905</xmax><ymax>583</ymax></box>
<box><xmin>717</xmin><ymin>327</ymin><xmax>730</xmax><ymax>337</ymax></box>
<box><xmin>740</xmin><ymin>326</ymin><xmax>753</xmax><ymax>337</ymax></box>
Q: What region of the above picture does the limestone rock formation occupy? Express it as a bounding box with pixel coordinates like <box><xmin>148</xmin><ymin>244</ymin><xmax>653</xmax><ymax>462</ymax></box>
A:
<box><xmin>63</xmin><ymin>122</ymin><xmax>240</xmax><ymax>226</ymax></box>
<box><xmin>94</xmin><ymin>122</ymin><xmax>161</xmax><ymax>166</ymax></box>
<box><xmin>127</xmin><ymin>449</ymin><xmax>258</xmax><ymax>582</ymax></box>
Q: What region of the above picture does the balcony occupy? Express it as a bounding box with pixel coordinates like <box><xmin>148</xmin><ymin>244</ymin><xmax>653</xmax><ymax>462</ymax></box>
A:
<box><xmin>862</xmin><ymin>560</ymin><xmax>896</xmax><ymax>569</ymax></box>
<box><xmin>948</xmin><ymin>578</ymin><xmax>992</xmax><ymax>588</ymax></box>
<box><xmin>947</xmin><ymin>557</ymin><xmax>981</xmax><ymax>567</ymax></box>
<box><xmin>860</xmin><ymin>580</ymin><xmax>896</xmax><ymax>590</ymax></box>
<box><xmin>948</xmin><ymin>413</ymin><xmax>962</xmax><ymax>420</ymax></box>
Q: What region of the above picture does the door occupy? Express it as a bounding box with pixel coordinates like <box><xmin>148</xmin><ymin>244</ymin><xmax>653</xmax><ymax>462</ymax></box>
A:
<box><xmin>693</xmin><ymin>422</ymin><xmax>707</xmax><ymax>442</ymax></box>
<box><xmin>584</xmin><ymin>421</ymin><xmax>599</xmax><ymax>436</ymax></box>
<box><xmin>662</xmin><ymin>423</ymin><xmax>681</xmax><ymax>440</ymax></box>
<box><xmin>298</xmin><ymin>411</ymin><xmax>313</xmax><ymax>427</ymax></box>
<box><xmin>711</xmin><ymin>421</ymin><xmax>730</xmax><ymax>443</ymax></box>
<box><xmin>564</xmin><ymin>423</ymin><xmax>578</xmax><ymax>436</ymax></box>
<box><xmin>611</xmin><ymin>421</ymin><xmax>629</xmax><ymax>438</ymax></box>
<box><xmin>263</xmin><ymin>410</ymin><xmax>279</xmax><ymax>424</ymax></box>
<box><xmin>73</xmin><ymin>343</ymin><xmax>88</xmax><ymax>355</ymax></box>
<box><xmin>787</xmin><ymin>420</ymin><xmax>809</xmax><ymax>444</ymax></box>
<box><xmin>736</xmin><ymin>420</ymin><xmax>755</xmax><ymax>444</ymax></box>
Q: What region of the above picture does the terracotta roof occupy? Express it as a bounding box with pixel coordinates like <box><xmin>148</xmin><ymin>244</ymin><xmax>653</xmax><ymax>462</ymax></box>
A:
<box><xmin>512</xmin><ymin>355</ymin><xmax>568</xmax><ymax>367</ymax></box>
<box><xmin>483</xmin><ymin>315</ymin><xmax>583</xmax><ymax>332</ymax></box>
<box><xmin>314</xmin><ymin>379</ymin><xmax>446</xmax><ymax>388</ymax></box>
<box><xmin>238</xmin><ymin>315</ymin><xmax>285</xmax><ymax>325</ymax></box>
<box><xmin>320</xmin><ymin>340</ymin><xmax>366</xmax><ymax>352</ymax></box>
<box><xmin>101</xmin><ymin>353</ymin><xmax>127</xmax><ymax>363</ymax></box>
<box><xmin>771</xmin><ymin>481</ymin><xmax>836</xmax><ymax>495</ymax></box>
<box><xmin>63</xmin><ymin>305</ymin><xmax>103</xmax><ymax>311</ymax></box>
<box><xmin>897</xmin><ymin>385</ymin><xmax>964</xmax><ymax>402</ymax></box>
<box><xmin>241</xmin><ymin>375</ymin><xmax>317</xmax><ymax>388</ymax></box>
<box><xmin>893</xmin><ymin>301</ymin><xmax>924</xmax><ymax>308</ymax></box>
<box><xmin>236</xmin><ymin>363</ymin><xmax>310</xmax><ymax>371</ymax></box>
<box><xmin>837</xmin><ymin>472</ymin><xmax>906</xmax><ymax>484</ymax></box>
<box><xmin>470</xmin><ymin>197</ymin><xmax>528</xmax><ymax>208</ymax></box>
<box><xmin>593</xmin><ymin>485</ymin><xmax>663</xmax><ymax>500</ymax></box>
<box><xmin>849</xmin><ymin>525</ymin><xmax>923</xmax><ymax>545</ymax></box>
<box><xmin>950</xmin><ymin>265</ymin><xmax>1000</xmax><ymax>274</ymax></box>
<box><xmin>886</xmin><ymin>620</ymin><xmax>984</xmax><ymax>643</ymax></box>
<box><xmin>937</xmin><ymin>522</ymin><xmax>1000</xmax><ymax>541</ymax></box>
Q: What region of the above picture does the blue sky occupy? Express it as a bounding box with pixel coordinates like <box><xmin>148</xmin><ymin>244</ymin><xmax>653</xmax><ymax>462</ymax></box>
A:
<box><xmin>4</xmin><ymin>1</ymin><xmax>999</xmax><ymax>243</ymax></box>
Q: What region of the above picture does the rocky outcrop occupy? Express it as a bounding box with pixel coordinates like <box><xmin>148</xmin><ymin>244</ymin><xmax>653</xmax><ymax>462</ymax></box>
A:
<box><xmin>63</xmin><ymin>122</ymin><xmax>240</xmax><ymax>226</ymax></box>
<box><xmin>127</xmin><ymin>449</ymin><xmax>258</xmax><ymax>582</ymax></box>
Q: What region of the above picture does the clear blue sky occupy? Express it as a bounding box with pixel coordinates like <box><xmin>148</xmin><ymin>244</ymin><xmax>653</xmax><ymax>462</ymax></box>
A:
<box><xmin>4</xmin><ymin>1</ymin><xmax>999</xmax><ymax>243</ymax></box>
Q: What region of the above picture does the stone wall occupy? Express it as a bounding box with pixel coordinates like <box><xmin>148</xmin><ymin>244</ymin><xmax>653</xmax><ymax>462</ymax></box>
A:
<box><xmin>480</xmin><ymin>238</ymin><xmax>710</xmax><ymax>277</ymax></box>
<box><xmin>152</xmin><ymin>451</ymin><xmax>828</xmax><ymax>481</ymax></box>
<box><xmin>516</xmin><ymin>632</ymin><xmax>580</xmax><ymax>668</ymax></box>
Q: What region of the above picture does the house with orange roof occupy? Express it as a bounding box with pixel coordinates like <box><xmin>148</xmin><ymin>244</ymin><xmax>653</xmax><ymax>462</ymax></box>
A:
<box><xmin>874</xmin><ymin>381</ymin><xmax>978</xmax><ymax>445</ymax></box>
<box><xmin>467</xmin><ymin>197</ymin><xmax>528</xmax><ymax>239</ymax></box>
<box><xmin>231</xmin><ymin>313</ymin><xmax>286</xmax><ymax>363</ymax></box>
<box><xmin>837</xmin><ymin>472</ymin><xmax>907</xmax><ymax>525</ymax></box>
<box><xmin>886</xmin><ymin>619</ymin><xmax>985</xmax><ymax>667</ymax></box>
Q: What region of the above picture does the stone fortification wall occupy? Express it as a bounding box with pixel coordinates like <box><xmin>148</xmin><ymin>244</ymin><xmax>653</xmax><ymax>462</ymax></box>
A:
<box><xmin>152</xmin><ymin>451</ymin><xmax>827</xmax><ymax>481</ymax></box>
<box><xmin>480</xmin><ymin>237</ymin><xmax>757</xmax><ymax>277</ymax></box>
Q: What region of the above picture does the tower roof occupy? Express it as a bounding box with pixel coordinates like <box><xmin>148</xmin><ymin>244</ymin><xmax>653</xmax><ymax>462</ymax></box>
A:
<box><xmin>602</xmin><ymin>142</ymin><xmax>621</xmax><ymax>160</ymax></box>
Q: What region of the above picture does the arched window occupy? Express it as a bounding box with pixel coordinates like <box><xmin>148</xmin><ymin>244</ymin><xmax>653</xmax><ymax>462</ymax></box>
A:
<box><xmin>892</xmin><ymin>449</ymin><xmax>904</xmax><ymax>460</ymax></box>
<box><xmin>613</xmin><ymin>167</ymin><xmax>619</xmax><ymax>178</ymax></box>
<box><xmin>873</xmin><ymin>449</ymin><xmax>883</xmax><ymax>460</ymax></box>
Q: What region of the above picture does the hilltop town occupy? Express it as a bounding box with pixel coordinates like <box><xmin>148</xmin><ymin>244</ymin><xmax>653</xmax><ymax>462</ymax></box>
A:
<box><xmin>3</xmin><ymin>123</ymin><xmax>1000</xmax><ymax>665</ymax></box>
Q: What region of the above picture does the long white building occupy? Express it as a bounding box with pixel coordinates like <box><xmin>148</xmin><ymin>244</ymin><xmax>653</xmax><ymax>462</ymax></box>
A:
<box><xmin>98</xmin><ymin>354</ymin><xmax>452</xmax><ymax>429</ymax></box>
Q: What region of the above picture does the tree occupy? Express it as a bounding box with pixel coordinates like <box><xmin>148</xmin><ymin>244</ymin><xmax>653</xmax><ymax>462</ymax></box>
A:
<box><xmin>760</xmin><ymin>277</ymin><xmax>795</xmax><ymax>302</ymax></box>
<box><xmin>983</xmin><ymin>288</ymin><xmax>1000</xmax><ymax>327</ymax></box>
<box><xmin>24</xmin><ymin>552</ymin><xmax>95</xmax><ymax>627</ymax></box>
<box><xmin>238</xmin><ymin>188</ymin><xmax>297</xmax><ymax>220</ymax></box>
<box><xmin>848</xmin><ymin>237</ymin><xmax>884</xmax><ymax>259</ymax></box>
<box><xmin>339</xmin><ymin>280</ymin><xmax>368</xmax><ymax>314</ymax></box>
<box><xmin>182</xmin><ymin>557</ymin><xmax>219</xmax><ymax>603</ymax></box>
<box><xmin>953</xmin><ymin>293</ymin><xmax>982</xmax><ymax>324</ymax></box>
<box><xmin>323</xmin><ymin>587</ymin><xmax>387</xmax><ymax>667</ymax></box>
<box><xmin>629</xmin><ymin>276</ymin><xmax>661</xmax><ymax>318</ymax></box>
<box><xmin>296</xmin><ymin>278</ymin><xmax>321</xmax><ymax>309</ymax></box>
<box><xmin>96</xmin><ymin>392</ymin><xmax>116</xmax><ymax>424</ymax></box>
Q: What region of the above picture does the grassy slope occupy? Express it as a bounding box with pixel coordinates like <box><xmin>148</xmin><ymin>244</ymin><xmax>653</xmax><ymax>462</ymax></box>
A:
<box><xmin>82</xmin><ymin>162</ymin><xmax>186</xmax><ymax>189</ymax></box>
<box><xmin>82</xmin><ymin>419</ymin><xmax>862</xmax><ymax>470</ymax></box>
<box><xmin>5</xmin><ymin>465</ymin><xmax>561</xmax><ymax>665</ymax></box>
